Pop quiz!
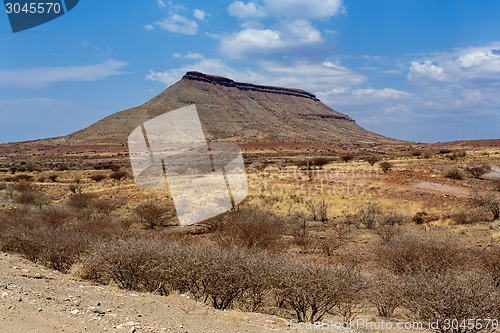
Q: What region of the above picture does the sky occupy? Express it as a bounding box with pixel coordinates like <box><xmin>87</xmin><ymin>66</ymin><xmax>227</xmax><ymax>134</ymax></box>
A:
<box><xmin>1</xmin><ymin>0</ymin><xmax>500</xmax><ymax>144</ymax></box>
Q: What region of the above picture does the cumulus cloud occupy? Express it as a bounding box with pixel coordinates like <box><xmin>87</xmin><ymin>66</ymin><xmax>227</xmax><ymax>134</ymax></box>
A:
<box><xmin>263</xmin><ymin>0</ymin><xmax>344</xmax><ymax>19</ymax></box>
<box><xmin>227</xmin><ymin>1</ymin><xmax>265</xmax><ymax>19</ymax></box>
<box><xmin>220</xmin><ymin>20</ymin><xmax>323</xmax><ymax>58</ymax></box>
<box><xmin>153</xmin><ymin>15</ymin><xmax>198</xmax><ymax>35</ymax></box>
<box><xmin>408</xmin><ymin>44</ymin><xmax>500</xmax><ymax>86</ymax></box>
<box><xmin>0</xmin><ymin>60</ymin><xmax>128</xmax><ymax>88</ymax></box>
<box><xmin>227</xmin><ymin>0</ymin><xmax>344</xmax><ymax>20</ymax></box>
<box><xmin>193</xmin><ymin>9</ymin><xmax>206</xmax><ymax>20</ymax></box>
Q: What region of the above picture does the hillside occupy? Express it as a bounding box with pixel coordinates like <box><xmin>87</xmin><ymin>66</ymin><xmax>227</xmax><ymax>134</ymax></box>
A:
<box><xmin>63</xmin><ymin>71</ymin><xmax>400</xmax><ymax>147</ymax></box>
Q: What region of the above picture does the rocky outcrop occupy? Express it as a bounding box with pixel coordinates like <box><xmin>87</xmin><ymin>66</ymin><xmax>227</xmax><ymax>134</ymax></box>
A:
<box><xmin>183</xmin><ymin>71</ymin><xmax>320</xmax><ymax>101</ymax></box>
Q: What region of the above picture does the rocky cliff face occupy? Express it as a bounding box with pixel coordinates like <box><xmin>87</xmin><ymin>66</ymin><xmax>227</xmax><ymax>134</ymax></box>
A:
<box><xmin>183</xmin><ymin>71</ymin><xmax>320</xmax><ymax>102</ymax></box>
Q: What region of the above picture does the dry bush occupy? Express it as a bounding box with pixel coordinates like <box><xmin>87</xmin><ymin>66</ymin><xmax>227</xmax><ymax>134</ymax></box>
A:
<box><xmin>275</xmin><ymin>261</ymin><xmax>362</xmax><ymax>322</ymax></box>
<box><xmin>412</xmin><ymin>211</ymin><xmax>428</xmax><ymax>224</ymax></box>
<box><xmin>14</xmin><ymin>189</ymin><xmax>49</xmax><ymax>207</ymax></box>
<box><xmin>12</xmin><ymin>174</ymin><xmax>33</xmax><ymax>182</ymax></box>
<box><xmin>478</xmin><ymin>246</ymin><xmax>500</xmax><ymax>287</ymax></box>
<box><xmin>365</xmin><ymin>156</ymin><xmax>380</xmax><ymax>166</ymax></box>
<box><xmin>466</xmin><ymin>164</ymin><xmax>491</xmax><ymax>179</ymax></box>
<box><xmin>305</xmin><ymin>198</ymin><xmax>329</xmax><ymax>222</ymax></box>
<box><xmin>66</xmin><ymin>192</ymin><xmax>97</xmax><ymax>210</ymax></box>
<box><xmin>367</xmin><ymin>270</ymin><xmax>402</xmax><ymax>318</ymax></box>
<box><xmin>443</xmin><ymin>167</ymin><xmax>465</xmax><ymax>180</ymax></box>
<box><xmin>340</xmin><ymin>154</ymin><xmax>354</xmax><ymax>163</ymax></box>
<box><xmin>134</xmin><ymin>201</ymin><xmax>173</xmax><ymax>229</ymax></box>
<box><xmin>48</xmin><ymin>174</ymin><xmax>58</xmax><ymax>182</ymax></box>
<box><xmin>374</xmin><ymin>212</ymin><xmax>405</xmax><ymax>243</ymax></box>
<box><xmin>213</xmin><ymin>209</ymin><xmax>284</xmax><ymax>251</ymax></box>
<box><xmin>92</xmin><ymin>197</ymin><xmax>120</xmax><ymax>216</ymax></box>
<box><xmin>375</xmin><ymin>235</ymin><xmax>471</xmax><ymax>275</ymax></box>
<box><xmin>109</xmin><ymin>170</ymin><xmax>128</xmax><ymax>181</ymax></box>
<box><xmin>357</xmin><ymin>203</ymin><xmax>381</xmax><ymax>229</ymax></box>
<box><xmin>379</xmin><ymin>161</ymin><xmax>393</xmax><ymax>173</ymax></box>
<box><xmin>402</xmin><ymin>271</ymin><xmax>500</xmax><ymax>333</ymax></box>
<box><xmin>291</xmin><ymin>217</ymin><xmax>315</xmax><ymax>253</ymax></box>
<box><xmin>90</xmin><ymin>174</ymin><xmax>107</xmax><ymax>182</ymax></box>
<box><xmin>310</xmin><ymin>157</ymin><xmax>334</xmax><ymax>169</ymax></box>
<box><xmin>79</xmin><ymin>237</ymin><xmax>167</xmax><ymax>290</ymax></box>
<box><xmin>470</xmin><ymin>191</ymin><xmax>500</xmax><ymax>220</ymax></box>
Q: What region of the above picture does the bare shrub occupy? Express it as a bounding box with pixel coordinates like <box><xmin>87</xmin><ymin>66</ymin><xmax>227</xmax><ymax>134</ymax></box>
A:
<box><xmin>92</xmin><ymin>197</ymin><xmax>119</xmax><ymax>216</ymax></box>
<box><xmin>305</xmin><ymin>198</ymin><xmax>329</xmax><ymax>222</ymax></box>
<box><xmin>12</xmin><ymin>174</ymin><xmax>33</xmax><ymax>182</ymax></box>
<box><xmin>66</xmin><ymin>192</ymin><xmax>97</xmax><ymax>210</ymax></box>
<box><xmin>465</xmin><ymin>164</ymin><xmax>491</xmax><ymax>179</ymax></box>
<box><xmin>376</xmin><ymin>235</ymin><xmax>470</xmax><ymax>275</ymax></box>
<box><xmin>310</xmin><ymin>157</ymin><xmax>334</xmax><ymax>169</ymax></box>
<box><xmin>276</xmin><ymin>261</ymin><xmax>361</xmax><ymax>322</ymax></box>
<box><xmin>470</xmin><ymin>191</ymin><xmax>500</xmax><ymax>220</ymax></box>
<box><xmin>90</xmin><ymin>174</ymin><xmax>107</xmax><ymax>182</ymax></box>
<box><xmin>365</xmin><ymin>156</ymin><xmax>380</xmax><ymax>166</ymax></box>
<box><xmin>374</xmin><ymin>212</ymin><xmax>405</xmax><ymax>243</ymax></box>
<box><xmin>357</xmin><ymin>203</ymin><xmax>381</xmax><ymax>229</ymax></box>
<box><xmin>14</xmin><ymin>189</ymin><xmax>49</xmax><ymax>207</ymax></box>
<box><xmin>340</xmin><ymin>154</ymin><xmax>354</xmax><ymax>163</ymax></box>
<box><xmin>478</xmin><ymin>245</ymin><xmax>500</xmax><ymax>287</ymax></box>
<box><xmin>402</xmin><ymin>271</ymin><xmax>500</xmax><ymax>333</ymax></box>
<box><xmin>48</xmin><ymin>174</ymin><xmax>58</xmax><ymax>182</ymax></box>
<box><xmin>292</xmin><ymin>217</ymin><xmax>315</xmax><ymax>253</ymax></box>
<box><xmin>443</xmin><ymin>167</ymin><xmax>464</xmax><ymax>180</ymax></box>
<box><xmin>110</xmin><ymin>170</ymin><xmax>128</xmax><ymax>182</ymax></box>
<box><xmin>214</xmin><ymin>209</ymin><xmax>284</xmax><ymax>251</ymax></box>
<box><xmin>80</xmin><ymin>237</ymin><xmax>167</xmax><ymax>290</ymax></box>
<box><xmin>368</xmin><ymin>271</ymin><xmax>402</xmax><ymax>318</ymax></box>
<box><xmin>379</xmin><ymin>161</ymin><xmax>393</xmax><ymax>173</ymax></box>
<box><xmin>134</xmin><ymin>201</ymin><xmax>172</xmax><ymax>229</ymax></box>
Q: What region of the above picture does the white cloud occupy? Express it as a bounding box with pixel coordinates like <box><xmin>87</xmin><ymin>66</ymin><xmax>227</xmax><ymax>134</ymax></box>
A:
<box><xmin>408</xmin><ymin>60</ymin><xmax>447</xmax><ymax>83</ymax></box>
<box><xmin>154</xmin><ymin>14</ymin><xmax>198</xmax><ymax>35</ymax></box>
<box><xmin>408</xmin><ymin>44</ymin><xmax>500</xmax><ymax>86</ymax></box>
<box><xmin>220</xmin><ymin>20</ymin><xmax>322</xmax><ymax>58</ymax></box>
<box><xmin>173</xmin><ymin>52</ymin><xmax>204</xmax><ymax>59</ymax></box>
<box><xmin>0</xmin><ymin>60</ymin><xmax>128</xmax><ymax>88</ymax></box>
<box><xmin>263</xmin><ymin>0</ymin><xmax>344</xmax><ymax>19</ymax></box>
<box><xmin>143</xmin><ymin>24</ymin><xmax>154</xmax><ymax>30</ymax></box>
<box><xmin>227</xmin><ymin>1</ymin><xmax>265</xmax><ymax>19</ymax></box>
<box><xmin>227</xmin><ymin>0</ymin><xmax>343</xmax><ymax>20</ymax></box>
<box><xmin>193</xmin><ymin>9</ymin><xmax>206</xmax><ymax>20</ymax></box>
<box><xmin>157</xmin><ymin>0</ymin><xmax>166</xmax><ymax>8</ymax></box>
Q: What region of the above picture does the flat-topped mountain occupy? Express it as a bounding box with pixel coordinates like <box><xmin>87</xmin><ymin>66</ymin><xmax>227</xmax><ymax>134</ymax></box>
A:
<box><xmin>62</xmin><ymin>71</ymin><xmax>399</xmax><ymax>147</ymax></box>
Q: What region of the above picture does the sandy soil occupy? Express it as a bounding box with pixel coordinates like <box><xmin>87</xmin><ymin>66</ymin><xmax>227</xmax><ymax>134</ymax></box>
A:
<box><xmin>0</xmin><ymin>252</ymin><xmax>292</xmax><ymax>333</ymax></box>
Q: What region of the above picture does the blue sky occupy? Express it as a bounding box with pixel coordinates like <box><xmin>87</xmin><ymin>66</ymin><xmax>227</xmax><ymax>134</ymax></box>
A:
<box><xmin>1</xmin><ymin>0</ymin><xmax>500</xmax><ymax>144</ymax></box>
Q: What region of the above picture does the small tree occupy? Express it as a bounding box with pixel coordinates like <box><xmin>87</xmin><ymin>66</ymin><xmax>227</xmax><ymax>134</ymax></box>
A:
<box><xmin>134</xmin><ymin>202</ymin><xmax>171</xmax><ymax>229</ymax></box>
<box><xmin>365</xmin><ymin>156</ymin><xmax>380</xmax><ymax>166</ymax></box>
<box><xmin>340</xmin><ymin>154</ymin><xmax>354</xmax><ymax>163</ymax></box>
<box><xmin>379</xmin><ymin>161</ymin><xmax>393</xmax><ymax>173</ymax></box>
<box><xmin>470</xmin><ymin>191</ymin><xmax>500</xmax><ymax>220</ymax></box>
<box><xmin>110</xmin><ymin>170</ymin><xmax>128</xmax><ymax>182</ymax></box>
<box><xmin>91</xmin><ymin>174</ymin><xmax>107</xmax><ymax>182</ymax></box>
<box><xmin>465</xmin><ymin>164</ymin><xmax>491</xmax><ymax>179</ymax></box>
